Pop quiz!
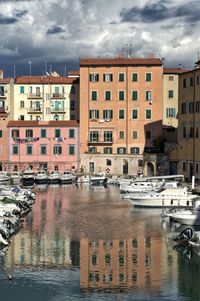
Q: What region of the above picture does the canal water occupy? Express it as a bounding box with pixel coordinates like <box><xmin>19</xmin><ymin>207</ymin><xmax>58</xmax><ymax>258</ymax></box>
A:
<box><xmin>0</xmin><ymin>184</ymin><xmax>199</xmax><ymax>301</ymax></box>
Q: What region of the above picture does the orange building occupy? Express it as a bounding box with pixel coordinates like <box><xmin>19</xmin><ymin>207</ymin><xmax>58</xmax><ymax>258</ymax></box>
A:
<box><xmin>79</xmin><ymin>57</ymin><xmax>163</xmax><ymax>175</ymax></box>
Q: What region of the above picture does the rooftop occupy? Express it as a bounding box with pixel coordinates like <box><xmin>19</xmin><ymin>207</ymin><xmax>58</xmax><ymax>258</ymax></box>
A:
<box><xmin>7</xmin><ymin>120</ymin><xmax>79</xmax><ymax>128</ymax></box>
<box><xmin>80</xmin><ymin>57</ymin><xmax>163</xmax><ymax>67</ymax></box>
<box><xmin>14</xmin><ymin>76</ymin><xmax>79</xmax><ymax>84</ymax></box>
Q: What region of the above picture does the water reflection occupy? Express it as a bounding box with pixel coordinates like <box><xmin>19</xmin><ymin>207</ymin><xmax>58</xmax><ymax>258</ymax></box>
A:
<box><xmin>1</xmin><ymin>184</ymin><xmax>196</xmax><ymax>300</ymax></box>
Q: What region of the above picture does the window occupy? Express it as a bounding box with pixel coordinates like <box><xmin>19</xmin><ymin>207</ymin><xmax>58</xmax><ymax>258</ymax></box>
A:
<box><xmin>91</xmin><ymin>91</ymin><xmax>97</xmax><ymax>101</ymax></box>
<box><xmin>90</xmin><ymin>131</ymin><xmax>99</xmax><ymax>142</ymax></box>
<box><xmin>53</xmin><ymin>145</ymin><xmax>62</xmax><ymax>155</ymax></box>
<box><xmin>196</xmin><ymin>101</ymin><xmax>200</xmax><ymax>113</ymax></box>
<box><xmin>27</xmin><ymin>145</ymin><xmax>32</xmax><ymax>155</ymax></box>
<box><xmin>117</xmin><ymin>147</ymin><xmax>126</xmax><ymax>154</ymax></box>
<box><xmin>119</xmin><ymin>131</ymin><xmax>124</xmax><ymax>139</ymax></box>
<box><xmin>119</xmin><ymin>91</ymin><xmax>125</xmax><ymax>101</ymax></box>
<box><xmin>190</xmin><ymin>127</ymin><xmax>194</xmax><ymax>138</ymax></box>
<box><xmin>190</xmin><ymin>77</ymin><xmax>193</xmax><ymax>87</ymax></box>
<box><xmin>20</xmin><ymin>86</ymin><xmax>24</xmax><ymax>94</ymax></box>
<box><xmin>104</xmin><ymin>131</ymin><xmax>113</xmax><ymax>142</ymax></box>
<box><xmin>69</xmin><ymin>129</ymin><xmax>75</xmax><ymax>138</ymax></box>
<box><xmin>89</xmin><ymin>73</ymin><xmax>99</xmax><ymax>82</ymax></box>
<box><xmin>26</xmin><ymin>129</ymin><xmax>33</xmax><ymax>138</ymax></box>
<box><xmin>168</xmin><ymin>76</ymin><xmax>174</xmax><ymax>81</ymax></box>
<box><xmin>106</xmin><ymin>159</ymin><xmax>112</xmax><ymax>166</ymax></box>
<box><xmin>196</xmin><ymin>127</ymin><xmax>199</xmax><ymax>138</ymax></box>
<box><xmin>166</xmin><ymin>108</ymin><xmax>176</xmax><ymax>118</ymax></box>
<box><xmin>19</xmin><ymin>115</ymin><xmax>24</xmax><ymax>120</ymax></box>
<box><xmin>70</xmin><ymin>86</ymin><xmax>76</xmax><ymax>94</ymax></box>
<box><xmin>131</xmin><ymin>147</ymin><xmax>139</xmax><ymax>154</ymax></box>
<box><xmin>119</xmin><ymin>109</ymin><xmax>124</xmax><ymax>119</ymax></box>
<box><xmin>105</xmin><ymin>254</ymin><xmax>111</xmax><ymax>264</ymax></box>
<box><xmin>168</xmin><ymin>90</ymin><xmax>174</xmax><ymax>98</ymax></box>
<box><xmin>0</xmin><ymin>130</ymin><xmax>2</xmax><ymax>138</ymax></box>
<box><xmin>132</xmin><ymin>90</ymin><xmax>138</xmax><ymax>101</ymax></box>
<box><xmin>88</xmin><ymin>146</ymin><xmax>97</xmax><ymax>153</ymax></box>
<box><xmin>132</xmin><ymin>73</ymin><xmax>138</xmax><ymax>81</ymax></box>
<box><xmin>12</xmin><ymin>129</ymin><xmax>19</xmax><ymax>138</ymax></box>
<box><xmin>146</xmin><ymin>131</ymin><xmax>151</xmax><ymax>139</ymax></box>
<box><xmin>55</xmin><ymin>129</ymin><xmax>61</xmax><ymax>138</ymax></box>
<box><xmin>91</xmin><ymin>255</ymin><xmax>97</xmax><ymax>265</ymax></box>
<box><xmin>103</xmin><ymin>73</ymin><xmax>113</xmax><ymax>82</ymax></box>
<box><xmin>146</xmin><ymin>73</ymin><xmax>152</xmax><ymax>81</ymax></box>
<box><xmin>104</xmin><ymin>147</ymin><xmax>112</xmax><ymax>154</ymax></box>
<box><xmin>197</xmin><ymin>75</ymin><xmax>200</xmax><ymax>85</ymax></box>
<box><xmin>181</xmin><ymin>103</ymin><xmax>187</xmax><ymax>114</ymax></box>
<box><xmin>89</xmin><ymin>162</ymin><xmax>94</xmax><ymax>173</ymax></box>
<box><xmin>183</xmin><ymin>78</ymin><xmax>186</xmax><ymax>88</ymax></box>
<box><xmin>20</xmin><ymin>101</ymin><xmax>24</xmax><ymax>108</ymax></box>
<box><xmin>132</xmin><ymin>109</ymin><xmax>138</xmax><ymax>119</ymax></box>
<box><xmin>40</xmin><ymin>145</ymin><xmax>47</xmax><ymax>155</ymax></box>
<box><xmin>183</xmin><ymin>127</ymin><xmax>187</xmax><ymax>138</ymax></box>
<box><xmin>69</xmin><ymin>145</ymin><xmax>75</xmax><ymax>155</ymax></box>
<box><xmin>189</xmin><ymin>102</ymin><xmax>194</xmax><ymax>113</ymax></box>
<box><xmin>41</xmin><ymin>129</ymin><xmax>46</xmax><ymax>138</ymax></box>
<box><xmin>146</xmin><ymin>109</ymin><xmax>152</xmax><ymax>119</ymax></box>
<box><xmin>71</xmin><ymin>100</ymin><xmax>75</xmax><ymax>110</ymax></box>
<box><xmin>46</xmin><ymin>107</ymin><xmax>51</xmax><ymax>114</ymax></box>
<box><xmin>12</xmin><ymin>145</ymin><xmax>18</xmax><ymax>154</ymax></box>
<box><xmin>105</xmin><ymin>91</ymin><xmax>111</xmax><ymax>100</ymax></box>
<box><xmin>196</xmin><ymin>163</ymin><xmax>199</xmax><ymax>173</ymax></box>
<box><xmin>146</xmin><ymin>91</ymin><xmax>152</xmax><ymax>101</ymax></box>
<box><xmin>119</xmin><ymin>73</ymin><xmax>125</xmax><ymax>81</ymax></box>
<box><xmin>89</xmin><ymin>110</ymin><xmax>99</xmax><ymax>119</ymax></box>
<box><xmin>103</xmin><ymin>110</ymin><xmax>113</xmax><ymax>119</ymax></box>
<box><xmin>138</xmin><ymin>159</ymin><xmax>143</xmax><ymax>167</ymax></box>
<box><xmin>132</xmin><ymin>131</ymin><xmax>138</xmax><ymax>139</ymax></box>
<box><xmin>183</xmin><ymin>162</ymin><xmax>186</xmax><ymax>171</ymax></box>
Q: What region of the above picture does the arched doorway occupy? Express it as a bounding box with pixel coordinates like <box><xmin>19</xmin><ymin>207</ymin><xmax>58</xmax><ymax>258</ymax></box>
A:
<box><xmin>146</xmin><ymin>162</ymin><xmax>154</xmax><ymax>177</ymax></box>
<box><xmin>123</xmin><ymin>159</ymin><xmax>128</xmax><ymax>174</ymax></box>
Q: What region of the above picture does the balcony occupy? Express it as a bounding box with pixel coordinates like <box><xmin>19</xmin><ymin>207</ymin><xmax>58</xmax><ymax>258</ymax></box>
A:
<box><xmin>51</xmin><ymin>93</ymin><xmax>66</xmax><ymax>99</ymax></box>
<box><xmin>51</xmin><ymin>107</ymin><xmax>66</xmax><ymax>113</ymax></box>
<box><xmin>28</xmin><ymin>93</ymin><xmax>43</xmax><ymax>99</ymax></box>
<box><xmin>28</xmin><ymin>107</ymin><xmax>43</xmax><ymax>113</ymax></box>
<box><xmin>88</xmin><ymin>139</ymin><xmax>113</xmax><ymax>145</ymax></box>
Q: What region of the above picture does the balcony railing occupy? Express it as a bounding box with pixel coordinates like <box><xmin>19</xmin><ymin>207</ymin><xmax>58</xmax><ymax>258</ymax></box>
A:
<box><xmin>28</xmin><ymin>93</ymin><xmax>43</xmax><ymax>98</ymax></box>
<box><xmin>51</xmin><ymin>93</ymin><xmax>66</xmax><ymax>99</ymax></box>
<box><xmin>88</xmin><ymin>139</ymin><xmax>113</xmax><ymax>145</ymax></box>
<box><xmin>28</xmin><ymin>107</ymin><xmax>43</xmax><ymax>113</ymax></box>
<box><xmin>51</xmin><ymin>107</ymin><xmax>66</xmax><ymax>113</ymax></box>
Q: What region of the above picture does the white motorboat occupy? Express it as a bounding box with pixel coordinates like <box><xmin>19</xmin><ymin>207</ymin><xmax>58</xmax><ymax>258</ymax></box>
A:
<box><xmin>129</xmin><ymin>187</ymin><xmax>198</xmax><ymax>208</ymax></box>
<box><xmin>90</xmin><ymin>172</ymin><xmax>107</xmax><ymax>185</ymax></box>
<box><xmin>10</xmin><ymin>172</ymin><xmax>21</xmax><ymax>185</ymax></box>
<box><xmin>59</xmin><ymin>171</ymin><xmax>75</xmax><ymax>184</ymax></box>
<box><xmin>0</xmin><ymin>172</ymin><xmax>10</xmax><ymax>184</ymax></box>
<box><xmin>77</xmin><ymin>175</ymin><xmax>90</xmax><ymax>184</ymax></box>
<box><xmin>35</xmin><ymin>170</ymin><xmax>48</xmax><ymax>184</ymax></box>
<box><xmin>22</xmin><ymin>169</ymin><xmax>35</xmax><ymax>185</ymax></box>
<box><xmin>48</xmin><ymin>171</ymin><xmax>60</xmax><ymax>184</ymax></box>
<box><xmin>166</xmin><ymin>208</ymin><xmax>200</xmax><ymax>226</ymax></box>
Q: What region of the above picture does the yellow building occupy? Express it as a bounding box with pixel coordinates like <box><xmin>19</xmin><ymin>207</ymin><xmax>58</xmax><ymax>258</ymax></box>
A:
<box><xmin>13</xmin><ymin>75</ymin><xmax>79</xmax><ymax>121</ymax></box>
<box><xmin>176</xmin><ymin>61</ymin><xmax>200</xmax><ymax>180</ymax></box>
<box><xmin>79</xmin><ymin>57</ymin><xmax>163</xmax><ymax>175</ymax></box>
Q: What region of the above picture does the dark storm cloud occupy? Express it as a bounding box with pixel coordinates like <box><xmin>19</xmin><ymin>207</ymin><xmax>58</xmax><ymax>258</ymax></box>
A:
<box><xmin>46</xmin><ymin>25</ymin><xmax>66</xmax><ymax>35</ymax></box>
<box><xmin>120</xmin><ymin>0</ymin><xmax>200</xmax><ymax>23</ymax></box>
<box><xmin>0</xmin><ymin>14</ymin><xmax>18</xmax><ymax>24</ymax></box>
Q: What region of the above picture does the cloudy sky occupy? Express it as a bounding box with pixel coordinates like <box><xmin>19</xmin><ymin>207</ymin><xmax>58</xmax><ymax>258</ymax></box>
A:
<box><xmin>0</xmin><ymin>0</ymin><xmax>199</xmax><ymax>76</ymax></box>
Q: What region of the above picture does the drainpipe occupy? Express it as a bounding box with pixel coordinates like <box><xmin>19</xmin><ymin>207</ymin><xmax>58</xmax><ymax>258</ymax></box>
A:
<box><xmin>193</xmin><ymin>71</ymin><xmax>196</xmax><ymax>178</ymax></box>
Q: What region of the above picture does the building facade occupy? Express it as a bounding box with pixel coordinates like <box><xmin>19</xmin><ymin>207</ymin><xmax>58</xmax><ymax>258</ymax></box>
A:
<box><xmin>174</xmin><ymin>62</ymin><xmax>200</xmax><ymax>180</ymax></box>
<box><xmin>79</xmin><ymin>57</ymin><xmax>163</xmax><ymax>175</ymax></box>
<box><xmin>13</xmin><ymin>75</ymin><xmax>79</xmax><ymax>122</ymax></box>
<box><xmin>7</xmin><ymin>120</ymin><xmax>80</xmax><ymax>173</ymax></box>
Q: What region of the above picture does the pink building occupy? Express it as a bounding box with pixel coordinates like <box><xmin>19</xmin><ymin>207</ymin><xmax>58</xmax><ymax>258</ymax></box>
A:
<box><xmin>7</xmin><ymin>120</ymin><xmax>80</xmax><ymax>172</ymax></box>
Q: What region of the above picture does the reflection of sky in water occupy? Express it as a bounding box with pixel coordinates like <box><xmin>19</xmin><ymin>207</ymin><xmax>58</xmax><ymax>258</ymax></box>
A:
<box><xmin>0</xmin><ymin>185</ymin><xmax>199</xmax><ymax>300</ymax></box>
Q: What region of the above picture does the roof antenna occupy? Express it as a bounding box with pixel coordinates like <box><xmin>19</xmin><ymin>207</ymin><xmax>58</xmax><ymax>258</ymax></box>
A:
<box><xmin>13</xmin><ymin>65</ymin><xmax>16</xmax><ymax>78</ymax></box>
<box><xmin>29</xmin><ymin>61</ymin><xmax>32</xmax><ymax>76</ymax></box>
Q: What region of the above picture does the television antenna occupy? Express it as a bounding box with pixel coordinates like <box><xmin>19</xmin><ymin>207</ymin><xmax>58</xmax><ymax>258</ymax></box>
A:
<box><xmin>29</xmin><ymin>61</ymin><xmax>32</xmax><ymax>76</ymax></box>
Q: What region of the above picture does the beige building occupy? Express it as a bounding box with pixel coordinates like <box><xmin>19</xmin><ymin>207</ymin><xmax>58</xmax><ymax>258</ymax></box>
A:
<box><xmin>174</xmin><ymin>61</ymin><xmax>200</xmax><ymax>180</ymax></box>
<box><xmin>13</xmin><ymin>75</ymin><xmax>79</xmax><ymax>121</ymax></box>
<box><xmin>79</xmin><ymin>57</ymin><xmax>163</xmax><ymax>175</ymax></box>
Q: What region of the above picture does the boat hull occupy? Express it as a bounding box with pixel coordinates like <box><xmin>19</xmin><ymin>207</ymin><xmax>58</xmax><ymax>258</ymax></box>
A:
<box><xmin>130</xmin><ymin>197</ymin><xmax>194</xmax><ymax>208</ymax></box>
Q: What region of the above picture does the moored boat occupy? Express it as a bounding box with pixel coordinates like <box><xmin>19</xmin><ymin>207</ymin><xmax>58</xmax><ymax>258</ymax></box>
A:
<box><xmin>90</xmin><ymin>172</ymin><xmax>107</xmax><ymax>185</ymax></box>
<box><xmin>22</xmin><ymin>169</ymin><xmax>35</xmax><ymax>186</ymax></box>
<box><xmin>48</xmin><ymin>171</ymin><xmax>60</xmax><ymax>184</ymax></box>
<box><xmin>35</xmin><ymin>170</ymin><xmax>48</xmax><ymax>184</ymax></box>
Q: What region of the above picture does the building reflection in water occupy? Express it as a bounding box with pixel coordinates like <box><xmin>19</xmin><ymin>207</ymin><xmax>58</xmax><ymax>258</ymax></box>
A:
<box><xmin>5</xmin><ymin>185</ymin><xmax>80</xmax><ymax>269</ymax></box>
<box><xmin>80</xmin><ymin>235</ymin><xmax>175</xmax><ymax>291</ymax></box>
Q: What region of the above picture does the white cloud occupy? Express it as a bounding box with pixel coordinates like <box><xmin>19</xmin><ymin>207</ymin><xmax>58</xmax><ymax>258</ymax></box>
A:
<box><xmin>0</xmin><ymin>0</ymin><xmax>199</xmax><ymax>71</ymax></box>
